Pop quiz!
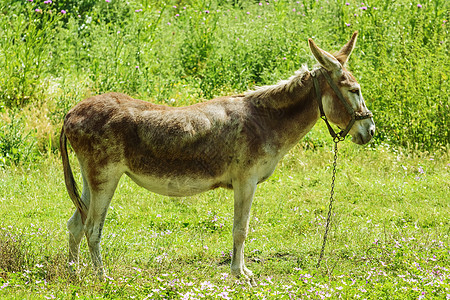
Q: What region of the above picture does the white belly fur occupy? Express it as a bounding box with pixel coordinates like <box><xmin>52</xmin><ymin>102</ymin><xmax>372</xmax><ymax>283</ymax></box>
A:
<box><xmin>125</xmin><ymin>171</ymin><xmax>228</xmax><ymax>197</ymax></box>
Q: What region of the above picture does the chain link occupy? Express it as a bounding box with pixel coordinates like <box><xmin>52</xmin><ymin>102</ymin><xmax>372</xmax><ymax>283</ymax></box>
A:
<box><xmin>316</xmin><ymin>139</ymin><xmax>339</xmax><ymax>268</ymax></box>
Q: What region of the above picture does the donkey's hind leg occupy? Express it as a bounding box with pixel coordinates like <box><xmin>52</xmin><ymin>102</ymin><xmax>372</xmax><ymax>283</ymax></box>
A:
<box><xmin>84</xmin><ymin>174</ymin><xmax>121</xmax><ymax>281</ymax></box>
<box><xmin>67</xmin><ymin>211</ymin><xmax>84</xmax><ymax>272</ymax></box>
<box><xmin>67</xmin><ymin>173</ymin><xmax>90</xmax><ymax>273</ymax></box>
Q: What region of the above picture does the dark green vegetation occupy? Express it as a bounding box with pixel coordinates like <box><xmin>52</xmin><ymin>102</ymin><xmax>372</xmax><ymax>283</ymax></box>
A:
<box><xmin>0</xmin><ymin>0</ymin><xmax>449</xmax><ymax>298</ymax></box>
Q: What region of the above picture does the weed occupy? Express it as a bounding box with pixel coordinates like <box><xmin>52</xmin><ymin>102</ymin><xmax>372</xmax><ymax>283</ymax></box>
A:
<box><xmin>0</xmin><ymin>112</ymin><xmax>38</xmax><ymax>167</ymax></box>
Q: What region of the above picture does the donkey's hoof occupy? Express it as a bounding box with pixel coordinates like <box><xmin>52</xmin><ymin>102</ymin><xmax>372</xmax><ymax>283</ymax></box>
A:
<box><xmin>248</xmin><ymin>276</ymin><xmax>257</xmax><ymax>287</ymax></box>
<box><xmin>97</xmin><ymin>273</ymin><xmax>106</xmax><ymax>282</ymax></box>
<box><xmin>67</xmin><ymin>262</ymin><xmax>79</xmax><ymax>276</ymax></box>
<box><xmin>93</xmin><ymin>268</ymin><xmax>106</xmax><ymax>282</ymax></box>
<box><xmin>231</xmin><ymin>268</ymin><xmax>257</xmax><ymax>287</ymax></box>
<box><xmin>243</xmin><ymin>267</ymin><xmax>254</xmax><ymax>278</ymax></box>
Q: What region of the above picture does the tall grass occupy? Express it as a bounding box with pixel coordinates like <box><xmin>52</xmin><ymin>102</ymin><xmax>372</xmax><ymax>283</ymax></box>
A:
<box><xmin>0</xmin><ymin>0</ymin><xmax>448</xmax><ymax>167</ymax></box>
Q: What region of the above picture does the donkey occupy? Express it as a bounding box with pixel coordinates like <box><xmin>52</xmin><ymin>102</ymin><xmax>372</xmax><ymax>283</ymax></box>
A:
<box><xmin>60</xmin><ymin>32</ymin><xmax>375</xmax><ymax>284</ymax></box>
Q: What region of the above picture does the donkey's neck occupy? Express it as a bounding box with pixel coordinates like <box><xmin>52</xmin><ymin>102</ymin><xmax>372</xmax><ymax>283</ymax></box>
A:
<box><xmin>244</xmin><ymin>66</ymin><xmax>313</xmax><ymax>109</ymax></box>
<box><xmin>244</xmin><ymin>67</ymin><xmax>320</xmax><ymax>152</ymax></box>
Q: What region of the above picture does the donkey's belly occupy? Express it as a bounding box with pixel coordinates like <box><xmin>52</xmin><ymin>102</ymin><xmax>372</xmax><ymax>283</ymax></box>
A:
<box><xmin>125</xmin><ymin>171</ymin><xmax>229</xmax><ymax>197</ymax></box>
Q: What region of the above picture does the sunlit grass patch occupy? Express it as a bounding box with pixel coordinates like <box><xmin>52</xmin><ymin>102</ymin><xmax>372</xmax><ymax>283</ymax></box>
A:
<box><xmin>0</xmin><ymin>144</ymin><xmax>449</xmax><ymax>298</ymax></box>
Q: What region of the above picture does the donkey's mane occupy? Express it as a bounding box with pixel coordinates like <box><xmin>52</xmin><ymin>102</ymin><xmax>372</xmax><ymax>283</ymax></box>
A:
<box><xmin>244</xmin><ymin>65</ymin><xmax>310</xmax><ymax>102</ymax></box>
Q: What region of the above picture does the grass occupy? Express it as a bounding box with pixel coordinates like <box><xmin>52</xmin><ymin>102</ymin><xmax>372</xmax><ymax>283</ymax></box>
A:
<box><xmin>0</xmin><ymin>0</ymin><xmax>449</xmax><ymax>298</ymax></box>
<box><xmin>0</xmin><ymin>132</ymin><xmax>449</xmax><ymax>298</ymax></box>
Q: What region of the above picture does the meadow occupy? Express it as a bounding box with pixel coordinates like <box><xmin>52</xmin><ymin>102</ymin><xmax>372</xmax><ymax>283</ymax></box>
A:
<box><xmin>0</xmin><ymin>0</ymin><xmax>449</xmax><ymax>298</ymax></box>
<box><xmin>1</xmin><ymin>143</ymin><xmax>449</xmax><ymax>299</ymax></box>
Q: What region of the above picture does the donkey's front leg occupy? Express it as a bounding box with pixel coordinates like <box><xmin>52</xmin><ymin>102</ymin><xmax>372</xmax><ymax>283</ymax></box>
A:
<box><xmin>231</xmin><ymin>179</ymin><xmax>257</xmax><ymax>285</ymax></box>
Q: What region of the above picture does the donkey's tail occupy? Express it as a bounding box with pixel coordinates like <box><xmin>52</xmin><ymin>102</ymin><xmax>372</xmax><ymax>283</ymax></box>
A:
<box><xmin>60</xmin><ymin>126</ymin><xmax>88</xmax><ymax>224</ymax></box>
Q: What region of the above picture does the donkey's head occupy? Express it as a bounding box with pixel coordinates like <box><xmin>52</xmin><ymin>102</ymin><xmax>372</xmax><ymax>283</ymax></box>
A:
<box><xmin>308</xmin><ymin>32</ymin><xmax>375</xmax><ymax>145</ymax></box>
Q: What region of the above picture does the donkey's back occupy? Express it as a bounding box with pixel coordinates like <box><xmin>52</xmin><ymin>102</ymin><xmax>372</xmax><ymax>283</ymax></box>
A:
<box><xmin>63</xmin><ymin>92</ymin><xmax>248</xmax><ymax>187</ymax></box>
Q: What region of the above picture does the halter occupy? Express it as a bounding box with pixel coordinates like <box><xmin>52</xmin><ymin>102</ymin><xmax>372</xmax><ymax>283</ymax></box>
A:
<box><xmin>311</xmin><ymin>68</ymin><xmax>373</xmax><ymax>141</ymax></box>
<box><xmin>312</xmin><ymin>68</ymin><xmax>373</xmax><ymax>268</ymax></box>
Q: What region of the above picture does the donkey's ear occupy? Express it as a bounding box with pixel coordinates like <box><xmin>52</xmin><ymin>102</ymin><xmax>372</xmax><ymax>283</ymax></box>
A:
<box><xmin>335</xmin><ymin>31</ymin><xmax>358</xmax><ymax>65</ymax></box>
<box><xmin>308</xmin><ymin>38</ymin><xmax>342</xmax><ymax>72</ymax></box>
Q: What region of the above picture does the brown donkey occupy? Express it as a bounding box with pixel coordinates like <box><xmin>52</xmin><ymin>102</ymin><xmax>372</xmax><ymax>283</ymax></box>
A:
<box><xmin>60</xmin><ymin>32</ymin><xmax>375</xmax><ymax>284</ymax></box>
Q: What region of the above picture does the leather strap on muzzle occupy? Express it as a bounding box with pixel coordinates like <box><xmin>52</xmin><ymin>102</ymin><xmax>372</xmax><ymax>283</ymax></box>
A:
<box><xmin>311</xmin><ymin>68</ymin><xmax>373</xmax><ymax>141</ymax></box>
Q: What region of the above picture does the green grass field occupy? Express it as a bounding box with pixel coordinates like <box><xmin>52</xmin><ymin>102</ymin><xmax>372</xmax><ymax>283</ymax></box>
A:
<box><xmin>0</xmin><ymin>0</ymin><xmax>449</xmax><ymax>298</ymax></box>
<box><xmin>1</xmin><ymin>136</ymin><xmax>449</xmax><ymax>298</ymax></box>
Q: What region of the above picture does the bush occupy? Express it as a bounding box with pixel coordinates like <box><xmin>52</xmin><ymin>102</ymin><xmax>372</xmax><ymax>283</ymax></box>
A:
<box><xmin>0</xmin><ymin>0</ymin><xmax>448</xmax><ymax>150</ymax></box>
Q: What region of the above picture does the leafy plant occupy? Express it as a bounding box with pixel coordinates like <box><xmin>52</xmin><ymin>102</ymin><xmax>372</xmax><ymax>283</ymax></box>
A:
<box><xmin>0</xmin><ymin>3</ymin><xmax>62</xmax><ymax>107</ymax></box>
<box><xmin>0</xmin><ymin>113</ymin><xmax>38</xmax><ymax>167</ymax></box>
<box><xmin>0</xmin><ymin>0</ymin><xmax>448</xmax><ymax>150</ymax></box>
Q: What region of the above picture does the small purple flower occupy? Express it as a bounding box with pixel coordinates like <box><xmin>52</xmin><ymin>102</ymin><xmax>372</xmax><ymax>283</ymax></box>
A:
<box><xmin>418</xmin><ymin>166</ymin><xmax>425</xmax><ymax>174</ymax></box>
<box><xmin>417</xmin><ymin>3</ymin><xmax>422</xmax><ymax>8</ymax></box>
<box><xmin>345</xmin><ymin>23</ymin><xmax>351</xmax><ymax>27</ymax></box>
<box><xmin>61</xmin><ymin>10</ymin><xmax>66</xmax><ymax>14</ymax></box>
<box><xmin>135</xmin><ymin>66</ymin><xmax>139</xmax><ymax>69</ymax></box>
<box><xmin>135</xmin><ymin>9</ymin><xmax>143</xmax><ymax>12</ymax></box>
<box><xmin>105</xmin><ymin>0</ymin><xmax>110</xmax><ymax>2</ymax></box>
<box><xmin>35</xmin><ymin>8</ymin><xmax>42</xmax><ymax>13</ymax></box>
<box><xmin>345</xmin><ymin>2</ymin><xmax>350</xmax><ymax>5</ymax></box>
<box><xmin>246</xmin><ymin>11</ymin><xmax>250</xmax><ymax>14</ymax></box>
<box><xmin>44</xmin><ymin>0</ymin><xmax>52</xmax><ymax>3</ymax></box>
<box><xmin>173</xmin><ymin>5</ymin><xmax>177</xmax><ymax>8</ymax></box>
<box><xmin>259</xmin><ymin>2</ymin><xmax>262</xmax><ymax>5</ymax></box>
<box><xmin>360</xmin><ymin>6</ymin><xmax>367</xmax><ymax>10</ymax></box>
<box><xmin>27</xmin><ymin>0</ymin><xmax>33</xmax><ymax>2</ymax></box>
<box><xmin>175</xmin><ymin>14</ymin><xmax>179</xmax><ymax>17</ymax></box>
<box><xmin>204</xmin><ymin>10</ymin><xmax>209</xmax><ymax>13</ymax></box>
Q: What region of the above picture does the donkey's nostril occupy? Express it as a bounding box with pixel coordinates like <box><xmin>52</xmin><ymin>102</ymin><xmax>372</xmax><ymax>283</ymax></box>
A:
<box><xmin>369</xmin><ymin>128</ymin><xmax>375</xmax><ymax>137</ymax></box>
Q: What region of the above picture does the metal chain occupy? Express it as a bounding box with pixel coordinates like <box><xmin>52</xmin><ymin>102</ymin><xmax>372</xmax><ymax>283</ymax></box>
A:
<box><xmin>316</xmin><ymin>138</ymin><xmax>340</xmax><ymax>268</ymax></box>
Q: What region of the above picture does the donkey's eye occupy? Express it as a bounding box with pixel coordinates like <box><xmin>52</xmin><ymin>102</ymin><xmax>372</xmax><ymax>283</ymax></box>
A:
<box><xmin>349</xmin><ymin>89</ymin><xmax>359</xmax><ymax>94</ymax></box>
